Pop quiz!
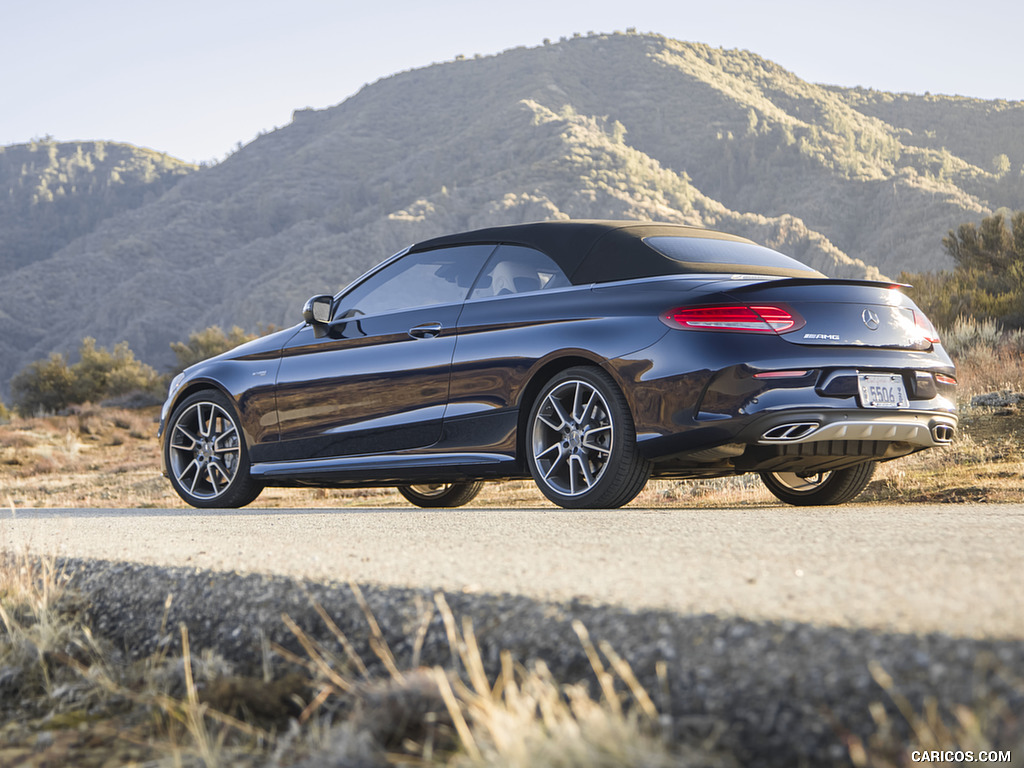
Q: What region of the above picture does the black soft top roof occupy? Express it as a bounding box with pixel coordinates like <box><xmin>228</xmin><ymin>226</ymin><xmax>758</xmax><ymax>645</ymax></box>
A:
<box><xmin>409</xmin><ymin>220</ymin><xmax>814</xmax><ymax>283</ymax></box>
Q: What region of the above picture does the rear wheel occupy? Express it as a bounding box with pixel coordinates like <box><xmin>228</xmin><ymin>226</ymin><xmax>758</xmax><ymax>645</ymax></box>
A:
<box><xmin>397</xmin><ymin>482</ymin><xmax>484</xmax><ymax>508</ymax></box>
<box><xmin>759</xmin><ymin>461</ymin><xmax>876</xmax><ymax>506</ymax></box>
<box><xmin>165</xmin><ymin>390</ymin><xmax>263</xmax><ymax>508</ymax></box>
<box><xmin>526</xmin><ymin>366</ymin><xmax>651</xmax><ymax>509</ymax></box>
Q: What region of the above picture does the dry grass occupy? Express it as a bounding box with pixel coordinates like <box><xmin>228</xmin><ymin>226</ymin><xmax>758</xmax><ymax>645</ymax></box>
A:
<box><xmin>265</xmin><ymin>590</ymin><xmax>716</xmax><ymax>768</ymax></box>
<box><xmin>0</xmin><ymin>546</ymin><xmax>80</xmax><ymax>695</ymax></box>
<box><xmin>0</xmin><ymin>542</ymin><xmax>139</xmax><ymax>766</ymax></box>
<box><xmin>845</xmin><ymin>661</ymin><xmax>1021</xmax><ymax>768</ymax></box>
<box><xmin>0</xmin><ymin>538</ymin><xmax>731</xmax><ymax>767</ymax></box>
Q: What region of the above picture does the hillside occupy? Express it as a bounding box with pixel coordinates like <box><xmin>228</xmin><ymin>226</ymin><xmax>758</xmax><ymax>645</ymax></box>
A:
<box><xmin>1</xmin><ymin>32</ymin><xmax>1020</xmax><ymax>391</ymax></box>
<box><xmin>0</xmin><ymin>141</ymin><xmax>195</xmax><ymax>277</ymax></box>
<box><xmin>826</xmin><ymin>86</ymin><xmax>1024</xmax><ymax>177</ymax></box>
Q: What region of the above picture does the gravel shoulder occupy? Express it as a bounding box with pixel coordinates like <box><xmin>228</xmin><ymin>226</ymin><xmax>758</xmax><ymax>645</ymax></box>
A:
<box><xmin>61</xmin><ymin>556</ymin><xmax>1024</xmax><ymax>767</ymax></box>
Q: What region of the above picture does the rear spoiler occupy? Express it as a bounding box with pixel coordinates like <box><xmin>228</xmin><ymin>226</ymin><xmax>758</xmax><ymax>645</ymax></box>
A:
<box><xmin>725</xmin><ymin>276</ymin><xmax>911</xmax><ymax>293</ymax></box>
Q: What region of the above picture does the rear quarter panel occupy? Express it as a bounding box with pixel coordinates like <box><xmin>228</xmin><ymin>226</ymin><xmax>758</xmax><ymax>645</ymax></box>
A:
<box><xmin>443</xmin><ymin>285</ymin><xmax>671</xmax><ymax>452</ymax></box>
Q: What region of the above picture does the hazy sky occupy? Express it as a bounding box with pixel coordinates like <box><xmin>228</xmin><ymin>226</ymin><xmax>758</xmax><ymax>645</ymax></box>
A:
<box><xmin>3</xmin><ymin>0</ymin><xmax>1021</xmax><ymax>165</ymax></box>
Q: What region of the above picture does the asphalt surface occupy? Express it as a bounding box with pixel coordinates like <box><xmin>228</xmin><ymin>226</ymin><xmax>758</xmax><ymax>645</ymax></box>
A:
<box><xmin>3</xmin><ymin>502</ymin><xmax>1020</xmax><ymax>639</ymax></box>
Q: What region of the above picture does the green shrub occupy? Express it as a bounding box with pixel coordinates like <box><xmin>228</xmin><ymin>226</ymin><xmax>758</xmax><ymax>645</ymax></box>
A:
<box><xmin>69</xmin><ymin>337</ymin><xmax>160</xmax><ymax>403</ymax></box>
<box><xmin>903</xmin><ymin>211</ymin><xmax>1024</xmax><ymax>330</ymax></box>
<box><xmin>10</xmin><ymin>352</ymin><xmax>76</xmax><ymax>415</ymax></box>
<box><xmin>10</xmin><ymin>338</ymin><xmax>160</xmax><ymax>415</ymax></box>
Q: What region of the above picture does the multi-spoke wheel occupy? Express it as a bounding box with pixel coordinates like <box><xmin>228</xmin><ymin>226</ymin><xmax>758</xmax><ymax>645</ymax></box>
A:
<box><xmin>760</xmin><ymin>461</ymin><xmax>876</xmax><ymax>506</ymax></box>
<box><xmin>397</xmin><ymin>482</ymin><xmax>484</xmax><ymax>508</ymax></box>
<box><xmin>526</xmin><ymin>366</ymin><xmax>650</xmax><ymax>509</ymax></box>
<box><xmin>164</xmin><ymin>391</ymin><xmax>262</xmax><ymax>508</ymax></box>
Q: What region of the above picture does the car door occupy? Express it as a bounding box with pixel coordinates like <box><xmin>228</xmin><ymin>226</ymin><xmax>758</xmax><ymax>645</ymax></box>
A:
<box><xmin>270</xmin><ymin>244</ymin><xmax>495</xmax><ymax>461</ymax></box>
<box><xmin>444</xmin><ymin>245</ymin><xmax>577</xmax><ymax>448</ymax></box>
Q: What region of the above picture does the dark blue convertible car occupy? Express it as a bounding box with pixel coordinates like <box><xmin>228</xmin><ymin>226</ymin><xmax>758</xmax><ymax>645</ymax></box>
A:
<box><xmin>160</xmin><ymin>220</ymin><xmax>957</xmax><ymax>509</ymax></box>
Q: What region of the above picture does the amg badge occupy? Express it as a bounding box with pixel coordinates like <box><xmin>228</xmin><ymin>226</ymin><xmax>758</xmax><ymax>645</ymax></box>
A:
<box><xmin>804</xmin><ymin>333</ymin><xmax>841</xmax><ymax>340</ymax></box>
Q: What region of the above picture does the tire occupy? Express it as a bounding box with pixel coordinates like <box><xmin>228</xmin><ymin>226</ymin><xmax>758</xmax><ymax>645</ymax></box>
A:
<box><xmin>164</xmin><ymin>390</ymin><xmax>263</xmax><ymax>508</ymax></box>
<box><xmin>526</xmin><ymin>366</ymin><xmax>651</xmax><ymax>509</ymax></box>
<box><xmin>397</xmin><ymin>482</ymin><xmax>484</xmax><ymax>508</ymax></box>
<box><xmin>759</xmin><ymin>461</ymin><xmax>877</xmax><ymax>506</ymax></box>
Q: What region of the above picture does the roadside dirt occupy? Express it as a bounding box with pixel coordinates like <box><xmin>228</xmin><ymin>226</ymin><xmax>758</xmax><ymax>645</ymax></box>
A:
<box><xmin>0</xmin><ymin>402</ymin><xmax>1021</xmax><ymax>510</ymax></box>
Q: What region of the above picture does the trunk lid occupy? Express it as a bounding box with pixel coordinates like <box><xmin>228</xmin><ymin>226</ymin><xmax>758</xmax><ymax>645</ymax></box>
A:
<box><xmin>721</xmin><ymin>278</ymin><xmax>935</xmax><ymax>350</ymax></box>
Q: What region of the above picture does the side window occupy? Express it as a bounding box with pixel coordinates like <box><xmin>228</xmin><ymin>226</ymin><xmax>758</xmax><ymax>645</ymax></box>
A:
<box><xmin>337</xmin><ymin>245</ymin><xmax>495</xmax><ymax>317</ymax></box>
<box><xmin>468</xmin><ymin>245</ymin><xmax>570</xmax><ymax>300</ymax></box>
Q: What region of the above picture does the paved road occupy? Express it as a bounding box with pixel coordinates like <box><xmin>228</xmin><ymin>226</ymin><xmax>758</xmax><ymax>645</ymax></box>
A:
<box><xmin>2</xmin><ymin>503</ymin><xmax>1020</xmax><ymax>639</ymax></box>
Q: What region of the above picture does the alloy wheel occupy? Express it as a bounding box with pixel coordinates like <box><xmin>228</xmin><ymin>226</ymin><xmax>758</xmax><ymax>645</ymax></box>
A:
<box><xmin>168</xmin><ymin>400</ymin><xmax>242</xmax><ymax>501</ymax></box>
<box><xmin>531</xmin><ymin>378</ymin><xmax>614</xmax><ymax>497</ymax></box>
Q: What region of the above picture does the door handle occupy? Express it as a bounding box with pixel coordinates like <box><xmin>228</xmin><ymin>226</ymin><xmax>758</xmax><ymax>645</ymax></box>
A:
<box><xmin>408</xmin><ymin>322</ymin><xmax>443</xmax><ymax>339</ymax></box>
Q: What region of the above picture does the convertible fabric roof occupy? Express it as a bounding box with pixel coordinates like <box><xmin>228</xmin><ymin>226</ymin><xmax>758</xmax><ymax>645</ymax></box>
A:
<box><xmin>408</xmin><ymin>220</ymin><xmax>810</xmax><ymax>284</ymax></box>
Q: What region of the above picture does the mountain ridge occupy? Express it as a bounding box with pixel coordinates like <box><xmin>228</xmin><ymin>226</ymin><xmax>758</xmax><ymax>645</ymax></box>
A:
<box><xmin>0</xmin><ymin>140</ymin><xmax>195</xmax><ymax>277</ymax></box>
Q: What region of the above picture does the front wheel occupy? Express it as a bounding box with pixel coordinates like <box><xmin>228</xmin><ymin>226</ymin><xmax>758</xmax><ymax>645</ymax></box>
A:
<box><xmin>759</xmin><ymin>461</ymin><xmax>876</xmax><ymax>506</ymax></box>
<box><xmin>397</xmin><ymin>482</ymin><xmax>484</xmax><ymax>508</ymax></box>
<box><xmin>526</xmin><ymin>366</ymin><xmax>651</xmax><ymax>509</ymax></box>
<box><xmin>165</xmin><ymin>390</ymin><xmax>263</xmax><ymax>508</ymax></box>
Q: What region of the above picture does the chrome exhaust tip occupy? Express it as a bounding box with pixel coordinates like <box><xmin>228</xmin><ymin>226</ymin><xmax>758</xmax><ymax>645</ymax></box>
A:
<box><xmin>931</xmin><ymin>424</ymin><xmax>955</xmax><ymax>444</ymax></box>
<box><xmin>760</xmin><ymin>422</ymin><xmax>821</xmax><ymax>442</ymax></box>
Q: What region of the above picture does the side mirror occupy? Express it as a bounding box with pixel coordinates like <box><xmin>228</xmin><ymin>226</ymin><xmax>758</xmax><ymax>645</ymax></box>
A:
<box><xmin>302</xmin><ymin>295</ymin><xmax>333</xmax><ymax>338</ymax></box>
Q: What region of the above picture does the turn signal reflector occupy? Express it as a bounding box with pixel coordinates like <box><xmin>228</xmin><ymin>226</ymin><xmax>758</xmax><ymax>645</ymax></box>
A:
<box><xmin>753</xmin><ymin>370</ymin><xmax>810</xmax><ymax>379</ymax></box>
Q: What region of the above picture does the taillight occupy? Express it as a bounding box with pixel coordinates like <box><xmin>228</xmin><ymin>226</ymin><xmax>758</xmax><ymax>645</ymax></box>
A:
<box><xmin>935</xmin><ymin>373</ymin><xmax>957</xmax><ymax>386</ymax></box>
<box><xmin>661</xmin><ymin>304</ymin><xmax>805</xmax><ymax>334</ymax></box>
<box><xmin>913</xmin><ymin>311</ymin><xmax>941</xmax><ymax>344</ymax></box>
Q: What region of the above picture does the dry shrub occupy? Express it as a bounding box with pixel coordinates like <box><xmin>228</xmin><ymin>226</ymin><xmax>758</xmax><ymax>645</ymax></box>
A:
<box><xmin>69</xmin><ymin>406</ymin><xmax>106</xmax><ymax>437</ymax></box>
<box><xmin>942</xmin><ymin>317</ymin><xmax>1024</xmax><ymax>399</ymax></box>
<box><xmin>18</xmin><ymin>452</ymin><xmax>62</xmax><ymax>477</ymax></box>
<box><xmin>953</xmin><ymin>346</ymin><xmax>1024</xmax><ymax>399</ymax></box>
<box><xmin>0</xmin><ymin>431</ymin><xmax>36</xmax><ymax>450</ymax></box>
<box><xmin>118</xmin><ymin>409</ymin><xmax>156</xmax><ymax>440</ymax></box>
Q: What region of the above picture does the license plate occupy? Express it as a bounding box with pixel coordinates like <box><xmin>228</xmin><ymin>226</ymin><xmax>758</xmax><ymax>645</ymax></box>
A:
<box><xmin>857</xmin><ymin>373</ymin><xmax>909</xmax><ymax>409</ymax></box>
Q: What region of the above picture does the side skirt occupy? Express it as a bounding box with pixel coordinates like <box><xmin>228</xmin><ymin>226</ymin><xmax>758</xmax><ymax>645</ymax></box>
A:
<box><xmin>249</xmin><ymin>451</ymin><xmax>520</xmax><ymax>488</ymax></box>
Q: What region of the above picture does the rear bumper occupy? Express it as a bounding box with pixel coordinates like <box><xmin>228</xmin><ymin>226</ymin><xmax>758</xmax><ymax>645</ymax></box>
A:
<box><xmin>645</xmin><ymin>407</ymin><xmax>958</xmax><ymax>477</ymax></box>
<box><xmin>744</xmin><ymin>409</ymin><xmax>958</xmax><ymax>449</ymax></box>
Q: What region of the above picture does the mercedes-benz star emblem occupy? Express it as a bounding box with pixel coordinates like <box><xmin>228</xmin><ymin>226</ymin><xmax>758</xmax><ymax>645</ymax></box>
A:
<box><xmin>862</xmin><ymin>308</ymin><xmax>881</xmax><ymax>330</ymax></box>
